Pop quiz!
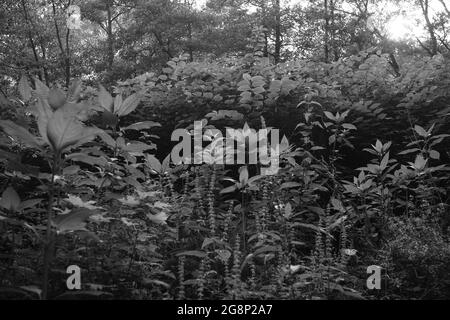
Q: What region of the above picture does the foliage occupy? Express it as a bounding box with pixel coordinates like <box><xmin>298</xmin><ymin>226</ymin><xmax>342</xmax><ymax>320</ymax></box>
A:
<box><xmin>1</xmin><ymin>7</ymin><xmax>450</xmax><ymax>299</ymax></box>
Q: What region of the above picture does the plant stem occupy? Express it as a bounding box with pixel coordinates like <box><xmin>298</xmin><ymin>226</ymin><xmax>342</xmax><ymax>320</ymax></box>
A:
<box><xmin>42</xmin><ymin>154</ymin><xmax>59</xmax><ymax>300</ymax></box>
<box><xmin>241</xmin><ymin>191</ymin><xmax>246</xmax><ymax>253</ymax></box>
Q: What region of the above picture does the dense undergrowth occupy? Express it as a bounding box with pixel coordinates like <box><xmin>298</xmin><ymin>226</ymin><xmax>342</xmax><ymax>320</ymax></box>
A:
<box><xmin>1</xmin><ymin>38</ymin><xmax>450</xmax><ymax>299</ymax></box>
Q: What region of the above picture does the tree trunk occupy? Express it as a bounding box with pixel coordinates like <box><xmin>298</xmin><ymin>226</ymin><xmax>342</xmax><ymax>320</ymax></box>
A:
<box><xmin>419</xmin><ymin>0</ymin><xmax>438</xmax><ymax>56</ymax></box>
<box><xmin>51</xmin><ymin>0</ymin><xmax>71</xmax><ymax>87</ymax></box>
<box><xmin>330</xmin><ymin>0</ymin><xmax>338</xmax><ymax>61</ymax></box>
<box><xmin>106</xmin><ymin>3</ymin><xmax>115</xmax><ymax>75</ymax></box>
<box><xmin>324</xmin><ymin>0</ymin><xmax>329</xmax><ymax>62</ymax></box>
<box><xmin>273</xmin><ymin>0</ymin><xmax>281</xmax><ymax>63</ymax></box>
<box><xmin>20</xmin><ymin>0</ymin><xmax>43</xmax><ymax>81</ymax></box>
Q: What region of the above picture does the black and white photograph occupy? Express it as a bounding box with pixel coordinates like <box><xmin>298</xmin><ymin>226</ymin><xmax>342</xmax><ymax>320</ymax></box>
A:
<box><xmin>0</xmin><ymin>0</ymin><xmax>450</xmax><ymax>303</ymax></box>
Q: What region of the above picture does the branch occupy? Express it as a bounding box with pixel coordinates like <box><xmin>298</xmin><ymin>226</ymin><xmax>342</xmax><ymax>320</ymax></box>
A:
<box><xmin>438</xmin><ymin>0</ymin><xmax>450</xmax><ymax>17</ymax></box>
<box><xmin>416</xmin><ymin>37</ymin><xmax>433</xmax><ymax>56</ymax></box>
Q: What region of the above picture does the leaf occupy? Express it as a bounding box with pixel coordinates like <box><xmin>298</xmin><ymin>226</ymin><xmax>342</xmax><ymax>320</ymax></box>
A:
<box><xmin>342</xmin><ymin>123</ymin><xmax>356</xmax><ymax>130</ymax></box>
<box><xmin>46</xmin><ymin>109</ymin><xmax>100</xmax><ymax>152</ymax></box>
<box><xmin>52</xmin><ymin>208</ymin><xmax>95</xmax><ymax>233</ymax></box>
<box><xmin>220</xmin><ymin>185</ymin><xmax>237</xmax><ymax>194</ymax></box>
<box><xmin>146</xmin><ymin>154</ymin><xmax>162</xmax><ymax>173</ymax></box>
<box><xmin>239</xmin><ymin>166</ymin><xmax>248</xmax><ymax>185</ymax></box>
<box><xmin>146</xmin><ymin>211</ymin><xmax>168</xmax><ymax>225</ymax></box>
<box><xmin>116</xmin><ymin>93</ymin><xmax>141</xmax><ymax>117</ymax></box>
<box><xmin>122</xmin><ymin>142</ymin><xmax>155</xmax><ymax>153</ymax></box>
<box><xmin>66</xmin><ymin>79</ymin><xmax>82</xmax><ymax>103</ymax></box>
<box><xmin>98</xmin><ymin>85</ymin><xmax>113</xmax><ymax>112</ymax></box>
<box><xmin>118</xmin><ymin>195</ymin><xmax>140</xmax><ymax>206</ymax></box>
<box><xmin>113</xmin><ymin>94</ymin><xmax>123</xmax><ymax>115</ymax></box>
<box><xmin>429</xmin><ymin>150</ymin><xmax>440</xmax><ymax>160</ymax></box>
<box><xmin>48</xmin><ymin>88</ymin><xmax>66</xmax><ymax>109</ymax></box>
<box><xmin>374</xmin><ymin>140</ymin><xmax>383</xmax><ymax>153</ymax></box>
<box><xmin>323</xmin><ymin>111</ymin><xmax>335</xmax><ymax>121</ymax></box>
<box><xmin>66</xmin><ymin>153</ymin><xmax>107</xmax><ymax>167</ymax></box>
<box><xmin>284</xmin><ymin>202</ymin><xmax>292</xmax><ymax>217</ymax></box>
<box><xmin>398</xmin><ymin>148</ymin><xmax>420</xmax><ymax>155</ymax></box>
<box><xmin>411</xmin><ymin>154</ymin><xmax>427</xmax><ymax>170</ymax></box>
<box><xmin>161</xmin><ymin>154</ymin><xmax>171</xmax><ymax>173</ymax></box>
<box><xmin>143</xmin><ymin>279</ymin><xmax>170</xmax><ymax>289</ymax></box>
<box><xmin>247</xmin><ymin>175</ymin><xmax>263</xmax><ymax>187</ymax></box>
<box><xmin>0</xmin><ymin>120</ymin><xmax>43</xmax><ymax>149</ymax></box>
<box><xmin>98</xmin><ymin>130</ymin><xmax>116</xmax><ymax>147</ymax></box>
<box><xmin>176</xmin><ymin>250</ymin><xmax>206</xmax><ymax>258</ymax></box>
<box><xmin>122</xmin><ymin>121</ymin><xmax>161</xmax><ymax>131</ymax></box>
<box><xmin>0</xmin><ymin>186</ymin><xmax>21</xmax><ymax>211</ymax></box>
<box><xmin>35</xmin><ymin>97</ymin><xmax>53</xmax><ymax>144</ymax></box>
<box><xmin>252</xmin><ymin>86</ymin><xmax>265</xmax><ymax>94</ymax></box>
<box><xmin>414</xmin><ymin>125</ymin><xmax>428</xmax><ymax>138</ymax></box>
<box><xmin>253</xmin><ymin>246</ymin><xmax>279</xmax><ymax>256</ymax></box>
<box><xmin>280</xmin><ymin>182</ymin><xmax>301</xmax><ymax>189</ymax></box>
<box><xmin>380</xmin><ymin>152</ymin><xmax>389</xmax><ymax>170</ymax></box>
<box><xmin>330</xmin><ymin>198</ymin><xmax>345</xmax><ymax>212</ymax></box>
<box><xmin>18</xmin><ymin>198</ymin><xmax>42</xmax><ymax>211</ymax></box>
<box><xmin>65</xmin><ymin>194</ymin><xmax>102</xmax><ymax>210</ymax></box>
<box><xmin>34</xmin><ymin>78</ymin><xmax>49</xmax><ymax>100</ymax></box>
<box><xmin>20</xmin><ymin>286</ymin><xmax>41</xmax><ymax>298</ymax></box>
<box><xmin>18</xmin><ymin>74</ymin><xmax>32</xmax><ymax>101</ymax></box>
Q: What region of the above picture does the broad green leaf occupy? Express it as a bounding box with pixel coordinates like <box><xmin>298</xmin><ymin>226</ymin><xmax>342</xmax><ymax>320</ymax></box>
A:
<box><xmin>98</xmin><ymin>130</ymin><xmax>116</xmax><ymax>147</ymax></box>
<box><xmin>20</xmin><ymin>286</ymin><xmax>42</xmax><ymax>299</ymax></box>
<box><xmin>380</xmin><ymin>152</ymin><xmax>389</xmax><ymax>170</ymax></box>
<box><xmin>116</xmin><ymin>93</ymin><xmax>141</xmax><ymax>117</ymax></box>
<box><xmin>342</xmin><ymin>123</ymin><xmax>357</xmax><ymax>130</ymax></box>
<box><xmin>330</xmin><ymin>198</ymin><xmax>345</xmax><ymax>212</ymax></box>
<box><xmin>414</xmin><ymin>125</ymin><xmax>428</xmax><ymax>138</ymax></box>
<box><xmin>0</xmin><ymin>120</ymin><xmax>43</xmax><ymax>149</ymax></box>
<box><xmin>323</xmin><ymin>111</ymin><xmax>335</xmax><ymax>121</ymax></box>
<box><xmin>122</xmin><ymin>141</ymin><xmax>155</xmax><ymax>153</ymax></box>
<box><xmin>18</xmin><ymin>198</ymin><xmax>42</xmax><ymax>211</ymax></box>
<box><xmin>118</xmin><ymin>195</ymin><xmax>140</xmax><ymax>206</ymax></box>
<box><xmin>412</xmin><ymin>154</ymin><xmax>427</xmax><ymax>170</ymax></box>
<box><xmin>52</xmin><ymin>208</ymin><xmax>95</xmax><ymax>233</ymax></box>
<box><xmin>113</xmin><ymin>94</ymin><xmax>123</xmax><ymax>115</ymax></box>
<box><xmin>280</xmin><ymin>182</ymin><xmax>301</xmax><ymax>189</ymax></box>
<box><xmin>220</xmin><ymin>185</ymin><xmax>237</xmax><ymax>194</ymax></box>
<box><xmin>66</xmin><ymin>153</ymin><xmax>107</xmax><ymax>167</ymax></box>
<box><xmin>98</xmin><ymin>85</ymin><xmax>113</xmax><ymax>112</ymax></box>
<box><xmin>34</xmin><ymin>78</ymin><xmax>49</xmax><ymax>100</ymax></box>
<box><xmin>146</xmin><ymin>154</ymin><xmax>162</xmax><ymax>173</ymax></box>
<box><xmin>66</xmin><ymin>79</ymin><xmax>82</xmax><ymax>103</ymax></box>
<box><xmin>0</xmin><ymin>186</ymin><xmax>21</xmax><ymax>211</ymax></box>
<box><xmin>122</xmin><ymin>121</ymin><xmax>161</xmax><ymax>131</ymax></box>
<box><xmin>429</xmin><ymin>150</ymin><xmax>440</xmax><ymax>160</ymax></box>
<box><xmin>35</xmin><ymin>97</ymin><xmax>53</xmax><ymax>144</ymax></box>
<box><xmin>239</xmin><ymin>166</ymin><xmax>248</xmax><ymax>185</ymax></box>
<box><xmin>398</xmin><ymin>148</ymin><xmax>420</xmax><ymax>155</ymax></box>
<box><xmin>48</xmin><ymin>88</ymin><xmax>66</xmax><ymax>109</ymax></box>
<box><xmin>65</xmin><ymin>194</ymin><xmax>101</xmax><ymax>210</ymax></box>
<box><xmin>146</xmin><ymin>211</ymin><xmax>168</xmax><ymax>225</ymax></box>
<box><xmin>46</xmin><ymin>109</ymin><xmax>100</xmax><ymax>152</ymax></box>
<box><xmin>161</xmin><ymin>154</ymin><xmax>171</xmax><ymax>173</ymax></box>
